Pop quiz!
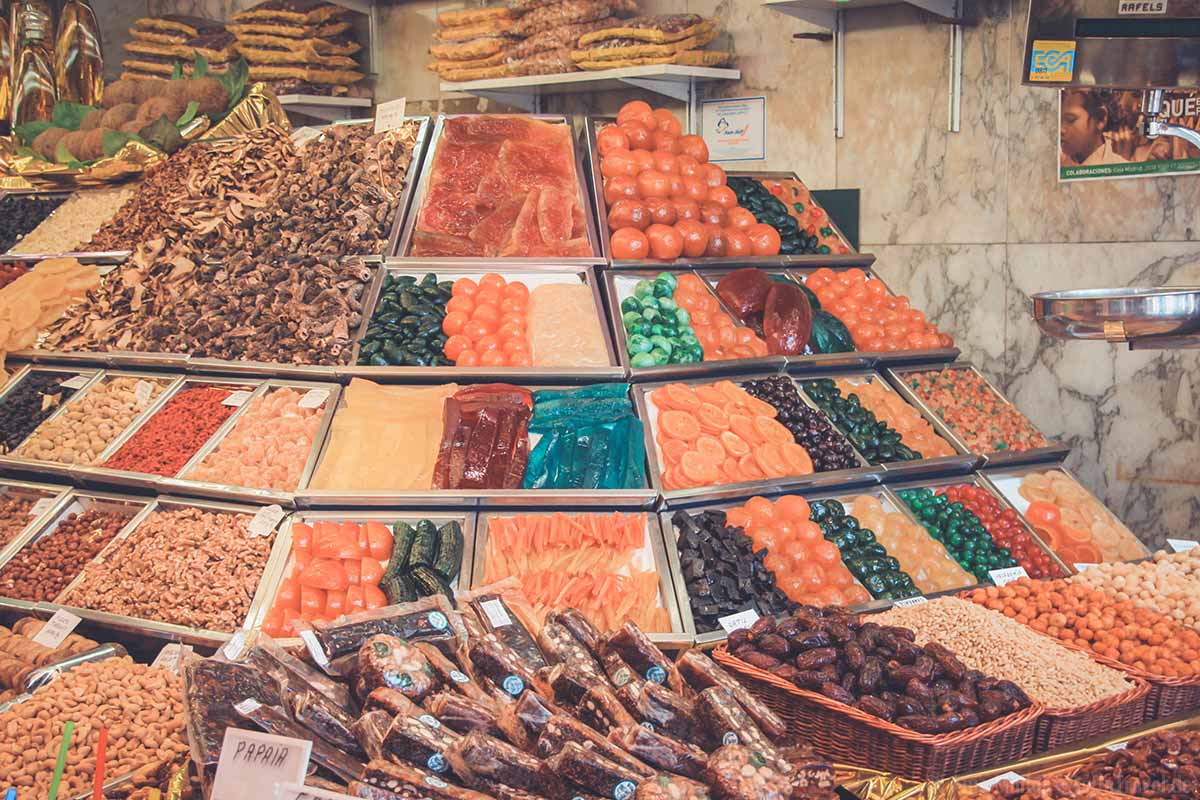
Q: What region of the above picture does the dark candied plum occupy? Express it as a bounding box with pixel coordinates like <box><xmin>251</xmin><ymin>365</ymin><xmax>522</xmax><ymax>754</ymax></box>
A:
<box><xmin>743</xmin><ymin>376</ymin><xmax>860</xmax><ymax>472</ymax></box>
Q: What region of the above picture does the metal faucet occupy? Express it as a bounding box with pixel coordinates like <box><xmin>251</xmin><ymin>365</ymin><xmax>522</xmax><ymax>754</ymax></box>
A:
<box><xmin>1141</xmin><ymin>88</ymin><xmax>1200</xmax><ymax>150</ymax></box>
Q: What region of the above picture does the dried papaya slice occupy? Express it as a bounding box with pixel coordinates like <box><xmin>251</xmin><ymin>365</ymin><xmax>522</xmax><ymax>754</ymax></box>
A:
<box><xmin>660</xmin><ymin>437</ymin><xmax>689</xmax><ymax>464</ymax></box>
<box><xmin>680</xmin><ymin>451</ymin><xmax>719</xmax><ymax>487</ymax></box>
<box><xmin>754</xmin><ymin>442</ymin><xmax>789</xmax><ymax>478</ymax></box>
<box><xmin>662</xmin><ymin>383</ymin><xmax>701</xmax><ymax>412</ymax></box>
<box><xmin>739</xmin><ymin>453</ymin><xmax>765</xmax><ymax>481</ymax></box>
<box><xmin>720</xmin><ymin>431</ymin><xmax>749</xmax><ymax>458</ymax></box>
<box><xmin>729</xmin><ymin>413</ymin><xmax>765</xmax><ymax>445</ymax></box>
<box><xmin>660</xmin><ymin>409</ymin><xmax>701</xmax><ymax>441</ymax></box>
<box><xmin>782</xmin><ymin>442</ymin><xmax>814</xmax><ymax>475</ymax></box>
<box><xmin>695</xmin><ymin>434</ymin><xmax>725</xmax><ymax>462</ymax></box>
<box><xmin>754</xmin><ymin>415</ymin><xmax>792</xmax><ymax>444</ymax></box>
<box><xmin>696</xmin><ymin>402</ymin><xmax>730</xmax><ymax>434</ymax></box>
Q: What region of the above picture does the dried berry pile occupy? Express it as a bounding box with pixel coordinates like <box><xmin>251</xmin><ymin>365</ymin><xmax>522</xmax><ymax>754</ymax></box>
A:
<box><xmin>0</xmin><ymin>371</ymin><xmax>85</xmax><ymax>454</ymax></box>
<box><xmin>0</xmin><ymin>195</ymin><xmax>66</xmax><ymax>252</ymax></box>
<box><xmin>102</xmin><ymin>385</ymin><xmax>240</xmax><ymax>476</ymax></box>
<box><xmin>725</xmin><ymin>607</ymin><xmax>1032</xmax><ymax>733</ymax></box>
<box><xmin>743</xmin><ymin>377</ymin><xmax>860</xmax><ymax>472</ymax></box>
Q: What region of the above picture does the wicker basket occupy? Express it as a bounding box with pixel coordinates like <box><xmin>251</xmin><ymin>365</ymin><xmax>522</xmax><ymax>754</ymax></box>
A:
<box><xmin>713</xmin><ymin>646</ymin><xmax>1043</xmax><ymax>781</ymax></box>
<box><xmin>1034</xmin><ymin>678</ymin><xmax>1150</xmax><ymax>752</ymax></box>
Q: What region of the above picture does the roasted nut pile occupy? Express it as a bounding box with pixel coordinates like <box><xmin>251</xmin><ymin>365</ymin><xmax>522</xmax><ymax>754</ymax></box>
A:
<box><xmin>6</xmin><ymin>185</ymin><xmax>140</xmax><ymax>255</ymax></box>
<box><xmin>0</xmin><ymin>494</ymin><xmax>38</xmax><ymax>549</ymax></box>
<box><xmin>0</xmin><ymin>371</ymin><xmax>85</xmax><ymax>453</ymax></box>
<box><xmin>0</xmin><ymin>657</ymin><xmax>189</xmax><ymax>798</ymax></box>
<box><xmin>1071</xmin><ymin>550</ymin><xmax>1200</xmax><ymax>628</ymax></box>
<box><xmin>62</xmin><ymin>507</ymin><xmax>274</xmax><ymax>632</ymax></box>
<box><xmin>0</xmin><ymin>509</ymin><xmax>130</xmax><ymax>602</ymax></box>
<box><xmin>1072</xmin><ymin>729</ymin><xmax>1200</xmax><ymax>799</ymax></box>
<box><xmin>102</xmin><ymin>385</ymin><xmax>241</xmax><ymax>476</ymax></box>
<box><xmin>0</xmin><ymin>616</ymin><xmax>98</xmax><ymax>691</ymax></box>
<box><xmin>876</xmin><ymin>597</ymin><xmax>1134</xmax><ymax>708</ymax></box>
<box><xmin>13</xmin><ymin>376</ymin><xmax>168</xmax><ymax>465</ymax></box>
<box><xmin>726</xmin><ymin>606</ymin><xmax>1032</xmax><ymax>732</ymax></box>
<box><xmin>968</xmin><ymin>776</ymin><xmax>1134</xmax><ymax>799</ymax></box>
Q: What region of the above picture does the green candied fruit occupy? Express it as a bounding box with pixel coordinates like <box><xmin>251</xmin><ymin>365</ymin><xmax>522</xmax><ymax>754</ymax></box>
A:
<box><xmin>656</xmin><ymin>295</ymin><xmax>678</xmax><ymax>313</ymax></box>
<box><xmin>674</xmin><ymin>308</ymin><xmax>691</xmax><ymax>326</ymax></box>
<box><xmin>653</xmin><ymin>281</ymin><xmax>674</xmax><ymax>299</ymax></box>
<box><xmin>648</xmin><ymin>348</ymin><xmax>670</xmax><ymax>365</ymax></box>
<box><xmin>649</xmin><ymin>324</ymin><xmax>666</xmax><ymax>337</ymax></box>
<box><xmin>622</xmin><ymin>310</ymin><xmax>642</xmax><ymax>330</ymax></box>
<box><xmin>649</xmin><ymin>335</ymin><xmax>673</xmax><ymax>356</ymax></box>
<box><xmin>631</xmin><ymin>321</ymin><xmax>652</xmax><ymax>337</ymax></box>
<box><xmin>620</xmin><ymin>296</ymin><xmax>643</xmax><ymax>314</ymax></box>
<box><xmin>627</xmin><ymin>334</ymin><xmax>653</xmax><ymax>354</ymax></box>
<box><xmin>634</xmin><ymin>280</ymin><xmax>655</xmax><ymax>298</ymax></box>
<box><xmin>631</xmin><ymin>351</ymin><xmax>658</xmax><ymax>368</ymax></box>
<box><xmin>656</xmin><ymin>271</ymin><xmax>678</xmax><ymax>292</ymax></box>
<box><xmin>642</xmin><ymin>307</ymin><xmax>661</xmax><ymax>323</ymax></box>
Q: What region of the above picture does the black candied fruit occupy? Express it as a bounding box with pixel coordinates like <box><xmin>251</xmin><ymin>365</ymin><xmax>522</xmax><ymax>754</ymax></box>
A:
<box><xmin>743</xmin><ymin>376</ymin><xmax>860</xmax><ymax>472</ymax></box>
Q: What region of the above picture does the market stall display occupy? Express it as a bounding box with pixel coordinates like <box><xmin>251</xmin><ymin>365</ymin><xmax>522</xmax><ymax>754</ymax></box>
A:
<box><xmin>0</xmin><ymin>481</ymin><xmax>64</xmax><ymax>549</ymax></box>
<box><xmin>403</xmin><ymin>114</ymin><xmax>595</xmax><ymax>259</ymax></box>
<box><xmin>742</xmin><ymin>376</ymin><xmax>863</xmax><ymax>472</ymax></box>
<box><xmin>932</xmin><ymin>482</ymin><xmax>1066</xmax><ymax>579</ymax></box>
<box><xmin>1067</xmin><ymin>728</ymin><xmax>1200</xmax><ymax>798</ymax></box>
<box><xmin>966</xmin><ymin>777</ymin><xmax>1133</xmax><ymax>799</ymax></box>
<box><xmin>727</xmin><ymin>175</ymin><xmax>853</xmax><ymax>255</ymax></box>
<box><xmin>988</xmin><ymin>468</ymin><xmax>1150</xmax><ymax>564</ymax></box>
<box><xmin>571</xmin><ymin>14</ymin><xmax>733</xmax><ymax>69</ymax></box>
<box><xmin>0</xmin><ymin>260</ymin><xmax>102</xmax><ymax>377</ymax></box>
<box><xmin>896</xmin><ymin>487</ymin><xmax>1021</xmax><ymax>584</ymax></box>
<box><xmin>845</xmin><ymin>494</ymin><xmax>976</xmax><ymax>594</ymax></box>
<box><xmin>1070</xmin><ymin>550</ymin><xmax>1200</xmax><ymax>628</ymax></box>
<box><xmin>0</xmin><ymin>366</ymin><xmax>97</xmax><ymax>453</ymax></box>
<box><xmin>3</xmin><ymin>184</ymin><xmax>140</xmax><ymax>256</ymax></box>
<box><xmin>476</xmin><ymin>511</ymin><xmax>673</xmax><ymax>632</ymax></box>
<box><xmin>802</xmin><ymin>267</ymin><xmax>954</xmax><ymax>352</ymax></box>
<box><xmin>0</xmin><ymin>193</ymin><xmax>67</xmax><ymax>250</ymax></box>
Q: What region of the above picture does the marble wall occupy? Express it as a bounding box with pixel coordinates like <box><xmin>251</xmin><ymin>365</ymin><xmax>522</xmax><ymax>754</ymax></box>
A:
<box><xmin>369</xmin><ymin>0</ymin><xmax>1200</xmax><ymax>545</ymax></box>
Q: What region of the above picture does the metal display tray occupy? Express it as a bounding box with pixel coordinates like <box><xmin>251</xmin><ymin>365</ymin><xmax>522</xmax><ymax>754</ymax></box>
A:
<box><xmin>978</xmin><ymin>462</ymin><xmax>1153</xmax><ymax>564</ymax></box>
<box><xmin>632</xmin><ymin>371</ymin><xmax>884</xmax><ymax>508</ymax></box>
<box><xmin>43</xmin><ymin>493</ymin><xmax>291</xmax><ymax>648</ymax></box>
<box><xmin>296</xmin><ymin>382</ymin><xmax>657</xmax><ymax>509</ymax></box>
<box><xmin>795</xmin><ymin>369</ymin><xmax>981</xmax><ymax>483</ymax></box>
<box><xmin>1032</xmin><ymin>286</ymin><xmax>1200</xmax><ymax>343</ymax></box>
<box><xmin>884</xmin><ymin>362</ymin><xmax>1071</xmax><ymax>468</ymax></box>
<box><xmin>0</xmin><ymin>190</ymin><xmax>128</xmax><ymax>264</ymax></box>
<box><xmin>393</xmin><ymin>114</ymin><xmax>604</xmax><ymax>266</ymax></box>
<box><xmin>248</xmin><ymin>509</ymin><xmax>478</xmax><ymax>647</ymax></box>
<box><xmin>0</xmin><ymin>478</ymin><xmax>73</xmax><ymax>549</ymax></box>
<box><xmin>581</xmin><ymin>116</ymin><xmax>876</xmax><ymax>269</ymax></box>
<box><xmin>471</xmin><ymin>508</ymin><xmax>690</xmax><ymax>648</ymax></box>
<box><xmin>341</xmin><ymin>263</ymin><xmax>625</xmax><ymax>382</ymax></box>
<box><xmin>885</xmin><ymin>473</ymin><xmax>1073</xmax><ymax>578</ymax></box>
<box><xmin>0</xmin><ymin>364</ymin><xmax>104</xmax><ymax>481</ymax></box>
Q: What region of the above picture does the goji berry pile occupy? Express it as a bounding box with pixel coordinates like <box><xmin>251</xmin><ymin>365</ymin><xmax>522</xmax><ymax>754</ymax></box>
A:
<box><xmin>907</xmin><ymin>368</ymin><xmax>1048</xmax><ymax>454</ymax></box>
<box><xmin>101</xmin><ymin>385</ymin><xmax>239</xmax><ymax>476</ymax></box>
<box><xmin>939</xmin><ymin>484</ymin><xmax>1064</xmax><ymax>579</ymax></box>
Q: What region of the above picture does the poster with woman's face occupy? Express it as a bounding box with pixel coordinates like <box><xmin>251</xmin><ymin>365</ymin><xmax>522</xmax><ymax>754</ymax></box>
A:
<box><xmin>1059</xmin><ymin>88</ymin><xmax>1200</xmax><ymax>181</ymax></box>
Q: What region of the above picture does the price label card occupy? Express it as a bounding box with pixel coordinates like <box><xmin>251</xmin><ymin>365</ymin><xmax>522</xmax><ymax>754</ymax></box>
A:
<box><xmin>717</xmin><ymin>608</ymin><xmax>760</xmax><ymax>634</ymax></box>
<box><xmin>134</xmin><ymin>380</ymin><xmax>155</xmax><ymax>405</ymax></box>
<box><xmin>977</xmin><ymin>772</ymin><xmax>1024</xmax><ymax>790</ymax></box>
<box><xmin>249</xmin><ymin>505</ymin><xmax>286</xmax><ymax>538</ymax></box>
<box><xmin>32</xmin><ymin>609</ymin><xmax>82</xmax><ymax>648</ymax></box>
<box><xmin>222</xmin><ymin>390</ymin><xmax>253</xmax><ymax>407</ymax></box>
<box><xmin>1074</xmin><ymin>563</ymin><xmax>1098</xmax><ymax>572</ymax></box>
<box><xmin>480</xmin><ymin>598</ymin><xmax>512</xmax><ymax>628</ymax></box>
<box><xmin>297</xmin><ymin>389</ymin><xmax>329</xmax><ymax>410</ymax></box>
<box><xmin>60</xmin><ymin>375</ymin><xmax>89</xmax><ymax>390</ymax></box>
<box><xmin>893</xmin><ymin>595</ymin><xmax>929</xmax><ymax>608</ymax></box>
<box><xmin>374</xmin><ymin>97</ymin><xmax>407</xmax><ymax>134</ymax></box>
<box><xmin>222</xmin><ymin>631</ymin><xmax>247</xmax><ymax>661</ymax></box>
<box><xmin>1106</xmin><ymin>741</ymin><xmax>1128</xmax><ymax>751</ymax></box>
<box><xmin>211</xmin><ymin>729</ymin><xmax>311</xmax><ymax>800</ymax></box>
<box><xmin>152</xmin><ymin>642</ymin><xmax>193</xmax><ymax>673</ymax></box>
<box><xmin>29</xmin><ymin>497</ymin><xmax>56</xmax><ymax>516</ymax></box>
<box><xmin>1167</xmin><ymin>539</ymin><xmax>1199</xmax><ymax>553</ymax></box>
<box><xmin>988</xmin><ymin>566</ymin><xmax>1029</xmax><ymax>586</ymax></box>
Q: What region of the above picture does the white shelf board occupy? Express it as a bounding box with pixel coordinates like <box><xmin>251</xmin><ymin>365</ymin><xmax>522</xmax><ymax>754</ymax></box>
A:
<box><xmin>764</xmin><ymin>0</ymin><xmax>959</xmax><ymax>29</ymax></box>
<box><xmin>440</xmin><ymin>65</ymin><xmax>741</xmax><ymax>111</ymax></box>
<box><xmin>278</xmin><ymin>94</ymin><xmax>373</xmax><ymax>122</ymax></box>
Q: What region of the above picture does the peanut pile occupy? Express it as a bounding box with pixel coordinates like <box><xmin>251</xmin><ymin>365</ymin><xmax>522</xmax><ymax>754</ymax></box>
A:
<box><xmin>876</xmin><ymin>597</ymin><xmax>1134</xmax><ymax>708</ymax></box>
<box><xmin>0</xmin><ymin>657</ymin><xmax>188</xmax><ymax>797</ymax></box>
<box><xmin>1071</xmin><ymin>550</ymin><xmax>1200</xmax><ymax>629</ymax></box>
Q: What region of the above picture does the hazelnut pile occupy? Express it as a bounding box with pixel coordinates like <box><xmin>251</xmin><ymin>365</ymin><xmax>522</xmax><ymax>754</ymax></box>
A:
<box><xmin>0</xmin><ymin>509</ymin><xmax>130</xmax><ymax>602</ymax></box>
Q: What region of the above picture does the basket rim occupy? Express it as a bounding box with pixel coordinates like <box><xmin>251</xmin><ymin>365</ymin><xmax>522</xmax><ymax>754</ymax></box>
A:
<box><xmin>1041</xmin><ymin>674</ymin><xmax>1151</xmax><ymax>717</ymax></box>
<box><xmin>1052</xmin><ymin>635</ymin><xmax>1200</xmax><ymax>688</ymax></box>
<box><xmin>714</xmin><ymin>645</ymin><xmax>1044</xmax><ymax>744</ymax></box>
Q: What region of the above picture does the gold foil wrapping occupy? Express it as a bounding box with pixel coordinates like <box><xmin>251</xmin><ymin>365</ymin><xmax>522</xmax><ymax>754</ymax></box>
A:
<box><xmin>53</xmin><ymin>0</ymin><xmax>103</xmax><ymax>106</ymax></box>
<box><xmin>0</xmin><ymin>82</ymin><xmax>289</xmax><ymax>189</ymax></box>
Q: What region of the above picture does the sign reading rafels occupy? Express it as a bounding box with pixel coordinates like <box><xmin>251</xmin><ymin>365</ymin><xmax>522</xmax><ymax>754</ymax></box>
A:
<box><xmin>700</xmin><ymin>97</ymin><xmax>765</xmax><ymax>162</ymax></box>
<box><xmin>1059</xmin><ymin>88</ymin><xmax>1200</xmax><ymax>181</ymax></box>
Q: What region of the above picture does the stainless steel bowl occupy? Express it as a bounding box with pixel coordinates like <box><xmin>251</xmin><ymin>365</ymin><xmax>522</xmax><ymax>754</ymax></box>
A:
<box><xmin>1031</xmin><ymin>287</ymin><xmax>1200</xmax><ymax>341</ymax></box>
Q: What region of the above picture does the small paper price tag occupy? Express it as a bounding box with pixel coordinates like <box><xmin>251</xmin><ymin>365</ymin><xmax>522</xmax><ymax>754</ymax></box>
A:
<box><xmin>481</xmin><ymin>598</ymin><xmax>512</xmax><ymax>628</ymax></box>
<box><xmin>1074</xmin><ymin>563</ymin><xmax>1098</xmax><ymax>572</ymax></box>
<box><xmin>60</xmin><ymin>374</ymin><xmax>89</xmax><ymax>390</ymax></box>
<box><xmin>29</xmin><ymin>497</ymin><xmax>55</xmax><ymax>516</ymax></box>
<box><xmin>717</xmin><ymin>608</ymin><xmax>760</xmax><ymax>634</ymax></box>
<box><xmin>222</xmin><ymin>390</ymin><xmax>253</xmax><ymax>407</ymax></box>
<box><xmin>297</xmin><ymin>389</ymin><xmax>329</xmax><ymax>410</ymax></box>
<box><xmin>374</xmin><ymin>97</ymin><xmax>407</xmax><ymax>134</ymax></box>
<box><xmin>249</xmin><ymin>506</ymin><xmax>286</xmax><ymax>538</ymax></box>
<box><xmin>222</xmin><ymin>631</ymin><xmax>247</xmax><ymax>661</ymax></box>
<box><xmin>152</xmin><ymin>643</ymin><xmax>192</xmax><ymax>673</ymax></box>
<box><xmin>135</xmin><ymin>380</ymin><xmax>155</xmax><ymax>405</ymax></box>
<box><xmin>977</xmin><ymin>772</ymin><xmax>1024</xmax><ymax>790</ymax></box>
<box><xmin>1167</xmin><ymin>539</ymin><xmax>1199</xmax><ymax>553</ymax></box>
<box><xmin>211</xmin><ymin>729</ymin><xmax>310</xmax><ymax>800</ymax></box>
<box><xmin>1106</xmin><ymin>741</ymin><xmax>1128</xmax><ymax>751</ymax></box>
<box><xmin>988</xmin><ymin>566</ymin><xmax>1029</xmax><ymax>586</ymax></box>
<box><xmin>32</xmin><ymin>609</ymin><xmax>81</xmax><ymax>648</ymax></box>
<box><xmin>893</xmin><ymin>595</ymin><xmax>929</xmax><ymax>608</ymax></box>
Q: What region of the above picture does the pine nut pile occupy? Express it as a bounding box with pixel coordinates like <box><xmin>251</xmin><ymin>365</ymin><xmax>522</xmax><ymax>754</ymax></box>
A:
<box><xmin>876</xmin><ymin>597</ymin><xmax>1134</xmax><ymax>708</ymax></box>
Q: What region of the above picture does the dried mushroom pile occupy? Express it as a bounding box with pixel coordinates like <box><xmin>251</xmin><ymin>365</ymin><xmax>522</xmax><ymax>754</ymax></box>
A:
<box><xmin>45</xmin><ymin>122</ymin><xmax>420</xmax><ymax>366</ymax></box>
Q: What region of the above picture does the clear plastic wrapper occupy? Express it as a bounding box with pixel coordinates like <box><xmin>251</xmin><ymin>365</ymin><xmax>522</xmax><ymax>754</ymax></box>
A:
<box><xmin>508</xmin><ymin>48</ymin><xmax>574</xmax><ymax>77</ymax></box>
<box><xmin>296</xmin><ymin>595</ymin><xmax>464</xmax><ymax>675</ymax></box>
<box><xmin>675</xmin><ymin>650</ymin><xmax>786</xmax><ymax>741</ymax></box>
<box><xmin>537</xmin><ymin>622</ymin><xmax>604</xmax><ymax>681</ymax></box>
<box><xmin>704</xmin><ymin>745</ymin><xmax>793</xmax><ymax>800</ymax></box>
<box><xmin>536</xmin><ymin>714</ymin><xmax>654</xmax><ymax>778</ymax></box>
<box><xmin>604</xmin><ymin>621</ymin><xmax>684</xmax><ymax>693</ymax></box>
<box><xmin>234</xmin><ymin>631</ymin><xmax>353</xmax><ymax>709</ymax></box>
<box><xmin>634</xmin><ymin>775</ymin><xmax>712</xmax><ymax>800</ymax></box>
<box><xmin>512</xmin><ymin>689</ymin><xmax>558</xmax><ymax>741</ymax></box>
<box><xmin>618</xmin><ymin>681</ymin><xmax>702</xmax><ymax>745</ymax></box>
<box><xmin>608</xmin><ymin>725</ymin><xmax>707</xmax><ymax>780</ymax></box>
<box><xmin>352</xmin><ymin>709</ymin><xmax>393</xmax><ymax>761</ymax></box>
<box><xmin>445</xmin><ymin>731</ymin><xmax>564</xmax><ymax>796</ymax></box>
<box><xmin>383</xmin><ymin>712</ymin><xmax>461</xmax><ymax>776</ymax></box>
<box><xmin>236</xmin><ymin>698</ymin><xmax>366</xmax><ymax>782</ymax></box>
<box><xmin>469</xmin><ymin>634</ymin><xmax>538</xmax><ymax>700</ymax></box>
<box><xmin>694</xmin><ymin>687</ymin><xmax>780</xmax><ymax>764</ymax></box>
<box><xmin>359</xmin><ymin>761</ymin><xmax>492</xmax><ymax>800</ymax></box>
<box><xmin>544</xmin><ymin>741</ymin><xmax>641</xmax><ymax>798</ymax></box>
<box><xmin>510</xmin><ymin>0</ymin><xmax>635</xmax><ymax>37</ymax></box>
<box><xmin>463</xmin><ymin>583</ymin><xmax>547</xmax><ymax>671</ymax></box>
<box><xmin>546</xmin><ymin>608</ymin><xmax>602</xmax><ymax>659</ymax></box>
<box><xmin>509</xmin><ymin>19</ymin><xmax>612</xmax><ymax>59</ymax></box>
<box><xmin>365</xmin><ymin>686</ymin><xmax>425</xmax><ymax>718</ymax></box>
<box><xmin>357</xmin><ymin>634</ymin><xmax>438</xmax><ymax>703</ymax></box>
<box><xmin>578</xmin><ymin>682</ymin><xmax>637</xmax><ymax>734</ymax></box>
<box><xmin>291</xmin><ymin>689</ymin><xmax>364</xmax><ymax>756</ymax></box>
<box><xmin>539</xmin><ymin>663</ymin><xmax>592</xmax><ymax>706</ymax></box>
<box><xmin>427</xmin><ymin>691</ymin><xmax>506</xmax><ymax>739</ymax></box>
<box><xmin>416</xmin><ymin>641</ymin><xmax>493</xmax><ymax>704</ymax></box>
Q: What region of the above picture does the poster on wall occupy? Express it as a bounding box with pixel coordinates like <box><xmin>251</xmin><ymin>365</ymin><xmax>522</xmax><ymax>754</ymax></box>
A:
<box><xmin>1059</xmin><ymin>88</ymin><xmax>1200</xmax><ymax>181</ymax></box>
<box><xmin>701</xmin><ymin>96</ymin><xmax>766</xmax><ymax>162</ymax></box>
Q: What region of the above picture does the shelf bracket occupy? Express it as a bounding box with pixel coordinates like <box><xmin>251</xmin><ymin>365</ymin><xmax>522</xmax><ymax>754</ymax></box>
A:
<box><xmin>833</xmin><ymin>9</ymin><xmax>845</xmax><ymax>139</ymax></box>
<box><xmin>473</xmin><ymin>89</ymin><xmax>541</xmax><ymax>113</ymax></box>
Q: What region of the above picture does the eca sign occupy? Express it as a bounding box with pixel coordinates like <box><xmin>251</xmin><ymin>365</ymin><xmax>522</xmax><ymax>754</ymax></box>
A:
<box><xmin>1029</xmin><ymin>40</ymin><xmax>1076</xmax><ymax>82</ymax></box>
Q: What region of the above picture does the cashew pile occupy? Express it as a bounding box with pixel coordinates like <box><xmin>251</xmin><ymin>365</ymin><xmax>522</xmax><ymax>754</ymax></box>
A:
<box><xmin>876</xmin><ymin>597</ymin><xmax>1134</xmax><ymax>708</ymax></box>
<box><xmin>1071</xmin><ymin>550</ymin><xmax>1200</xmax><ymax>629</ymax></box>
